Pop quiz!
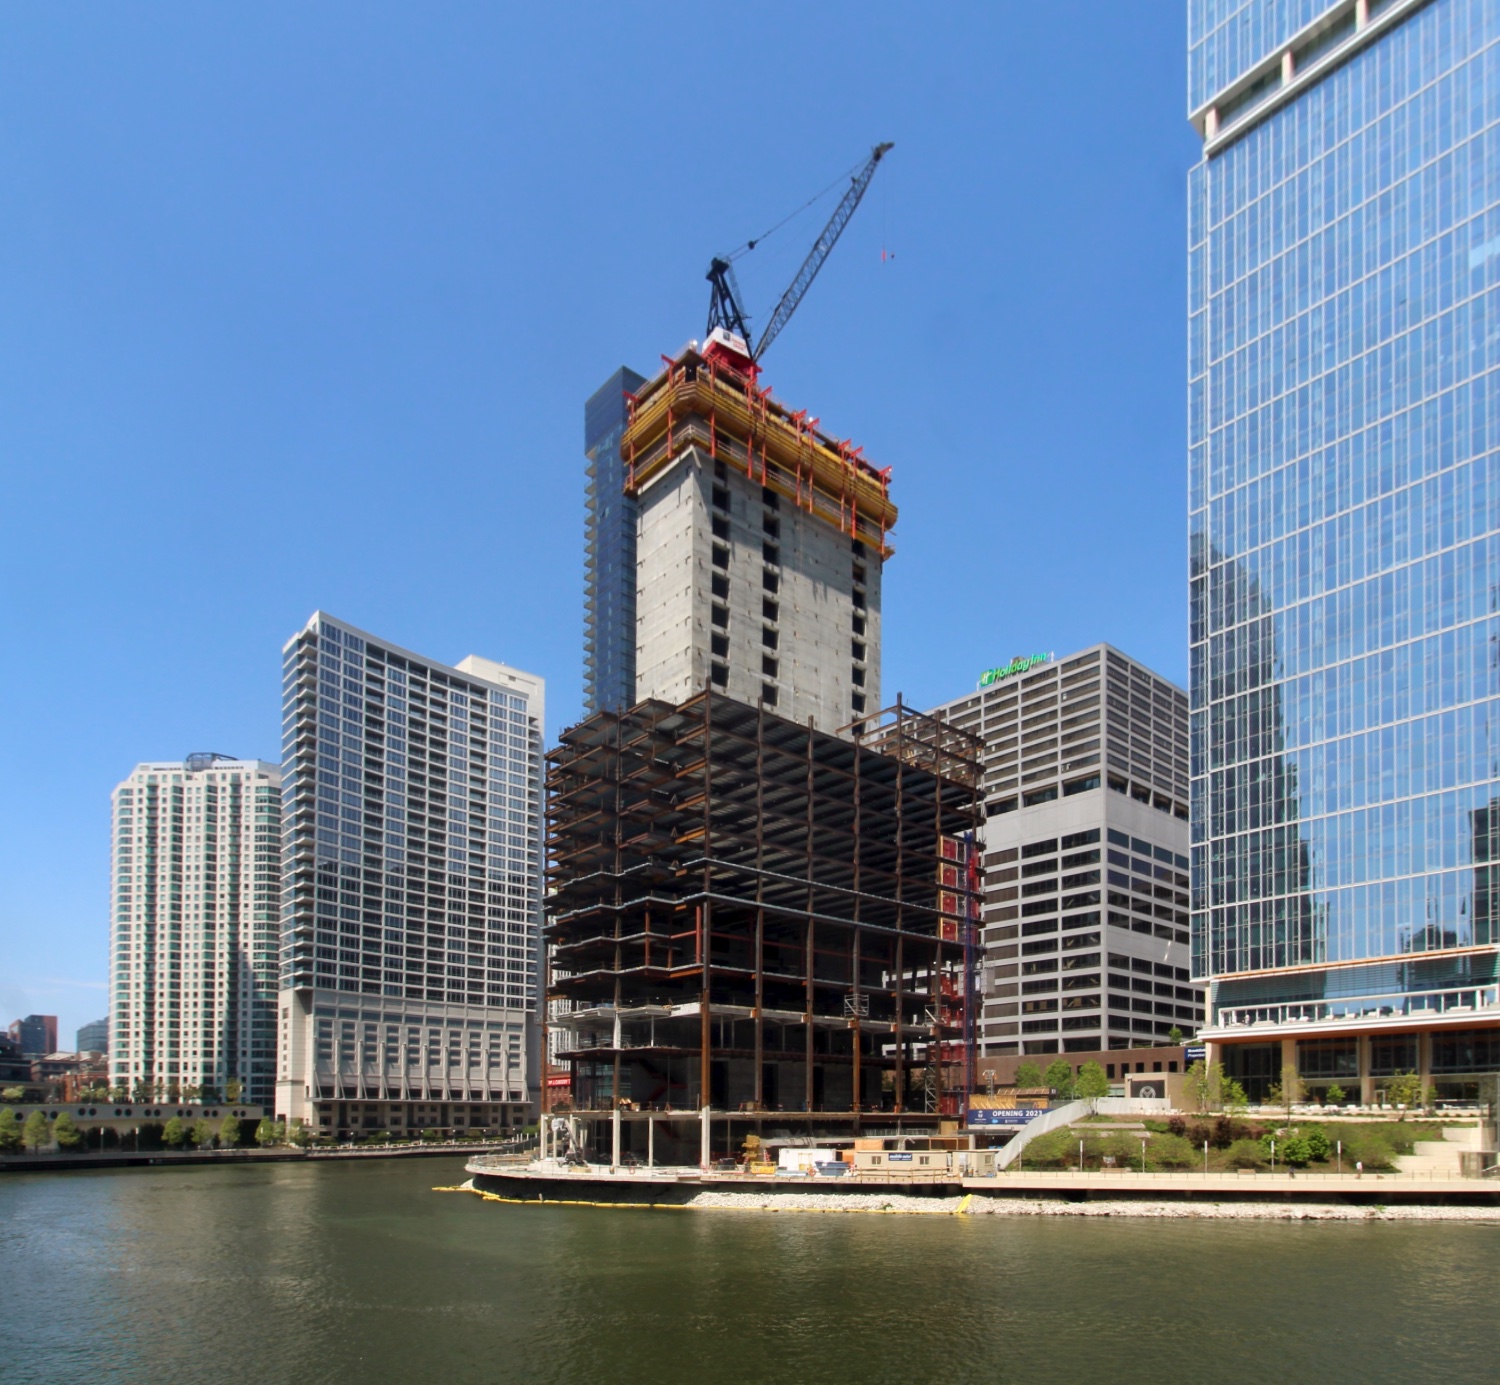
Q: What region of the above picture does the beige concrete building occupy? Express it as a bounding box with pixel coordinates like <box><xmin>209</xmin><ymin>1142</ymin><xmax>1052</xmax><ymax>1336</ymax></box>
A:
<box><xmin>622</xmin><ymin>335</ymin><xmax>892</xmax><ymax>731</ymax></box>
<box><xmin>931</xmin><ymin>645</ymin><xmax>1202</xmax><ymax>1058</ymax></box>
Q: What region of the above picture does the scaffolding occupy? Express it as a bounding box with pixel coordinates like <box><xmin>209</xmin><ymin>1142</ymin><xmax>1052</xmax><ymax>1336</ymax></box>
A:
<box><xmin>622</xmin><ymin>345</ymin><xmax>898</xmax><ymax>558</ymax></box>
<box><xmin>542</xmin><ymin>689</ymin><xmax>981</xmax><ymax>1166</ymax></box>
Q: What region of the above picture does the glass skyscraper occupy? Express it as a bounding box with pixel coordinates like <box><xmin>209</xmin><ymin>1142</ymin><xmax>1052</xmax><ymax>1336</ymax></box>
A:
<box><xmin>584</xmin><ymin>366</ymin><xmax>646</xmax><ymax>715</ymax></box>
<box><xmin>1189</xmin><ymin>0</ymin><xmax>1500</xmax><ymax>1098</ymax></box>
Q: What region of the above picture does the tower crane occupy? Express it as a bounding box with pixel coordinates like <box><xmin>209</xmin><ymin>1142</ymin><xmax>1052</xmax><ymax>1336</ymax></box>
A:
<box><xmin>704</xmin><ymin>142</ymin><xmax>893</xmax><ymax>365</ymax></box>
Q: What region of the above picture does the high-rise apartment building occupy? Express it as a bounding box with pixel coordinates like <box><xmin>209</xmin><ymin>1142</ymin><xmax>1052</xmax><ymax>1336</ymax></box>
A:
<box><xmin>618</xmin><ymin>334</ymin><xmax>892</xmax><ymax>730</ymax></box>
<box><xmin>584</xmin><ymin>366</ymin><xmax>647</xmax><ymax>716</ymax></box>
<box><xmin>76</xmin><ymin>1017</ymin><xmax>109</xmax><ymax>1054</ymax></box>
<box><xmin>1189</xmin><ymin>0</ymin><xmax>1500</xmax><ymax>1098</ymax></box>
<box><xmin>276</xmin><ymin>613</ymin><xmax>543</xmax><ymax>1138</ymax></box>
<box><xmin>933</xmin><ymin>646</ymin><xmax>1200</xmax><ymax>1059</ymax></box>
<box><xmin>8</xmin><ymin>1015</ymin><xmax>58</xmax><ymax>1059</ymax></box>
<box><xmin>109</xmin><ymin>757</ymin><xmax>281</xmax><ymax>1103</ymax></box>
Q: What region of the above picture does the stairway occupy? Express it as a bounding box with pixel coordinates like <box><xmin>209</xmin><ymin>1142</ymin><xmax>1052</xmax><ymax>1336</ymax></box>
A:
<box><xmin>1393</xmin><ymin>1125</ymin><xmax>1480</xmax><ymax>1177</ymax></box>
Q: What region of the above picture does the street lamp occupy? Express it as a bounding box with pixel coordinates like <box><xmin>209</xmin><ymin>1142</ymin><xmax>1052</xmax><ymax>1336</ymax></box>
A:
<box><xmin>1140</xmin><ymin>1138</ymin><xmax>1147</xmax><ymax>1174</ymax></box>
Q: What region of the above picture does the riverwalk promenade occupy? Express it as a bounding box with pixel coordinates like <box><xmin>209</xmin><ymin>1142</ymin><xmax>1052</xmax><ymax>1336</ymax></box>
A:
<box><xmin>465</xmin><ymin>1154</ymin><xmax>1500</xmax><ymax>1207</ymax></box>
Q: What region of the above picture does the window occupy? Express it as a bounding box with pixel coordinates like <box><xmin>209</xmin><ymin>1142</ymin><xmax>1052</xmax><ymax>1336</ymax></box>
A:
<box><xmin>763</xmin><ymin>598</ymin><xmax>778</xmax><ymax>622</ymax></box>
<box><xmin>762</xmin><ymin>656</ymin><xmax>778</xmax><ymax>679</ymax></box>
<box><xmin>711</xmin><ymin>572</ymin><xmax>729</xmax><ymax>600</ymax></box>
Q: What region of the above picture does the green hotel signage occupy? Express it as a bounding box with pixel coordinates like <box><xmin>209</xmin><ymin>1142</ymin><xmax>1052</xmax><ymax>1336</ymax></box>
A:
<box><xmin>978</xmin><ymin>653</ymin><xmax>1052</xmax><ymax>688</ymax></box>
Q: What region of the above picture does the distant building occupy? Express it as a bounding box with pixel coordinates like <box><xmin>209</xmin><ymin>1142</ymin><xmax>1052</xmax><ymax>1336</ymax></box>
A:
<box><xmin>930</xmin><ymin>645</ymin><xmax>1201</xmax><ymax>1058</ymax></box>
<box><xmin>0</xmin><ymin>1034</ymin><xmax>29</xmax><ymax>1085</ymax></box>
<box><xmin>32</xmin><ymin>1051</ymin><xmax>108</xmax><ymax>1101</ymax></box>
<box><xmin>8</xmin><ymin>1015</ymin><xmax>58</xmax><ymax>1058</ymax></box>
<box><xmin>276</xmin><ymin>613</ymin><xmax>543</xmax><ymax>1139</ymax></box>
<box><xmin>76</xmin><ymin>1017</ymin><xmax>109</xmax><ymax>1054</ymax></box>
<box><xmin>109</xmin><ymin>756</ymin><xmax>282</xmax><ymax>1104</ymax></box>
<box><xmin>584</xmin><ymin>366</ymin><xmax>647</xmax><ymax>716</ymax></box>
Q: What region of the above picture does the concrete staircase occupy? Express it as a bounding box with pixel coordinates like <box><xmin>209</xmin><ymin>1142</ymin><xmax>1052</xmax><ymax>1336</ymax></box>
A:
<box><xmin>1394</xmin><ymin>1125</ymin><xmax>1481</xmax><ymax>1177</ymax></box>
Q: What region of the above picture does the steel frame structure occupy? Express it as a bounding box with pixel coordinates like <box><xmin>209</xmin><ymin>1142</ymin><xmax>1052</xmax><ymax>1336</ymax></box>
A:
<box><xmin>542</xmin><ymin>689</ymin><xmax>980</xmax><ymax>1165</ymax></box>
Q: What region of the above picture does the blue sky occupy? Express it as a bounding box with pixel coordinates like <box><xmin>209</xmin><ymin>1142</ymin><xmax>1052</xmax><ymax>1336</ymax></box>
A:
<box><xmin>0</xmin><ymin>4</ymin><xmax>1200</xmax><ymax>1040</ymax></box>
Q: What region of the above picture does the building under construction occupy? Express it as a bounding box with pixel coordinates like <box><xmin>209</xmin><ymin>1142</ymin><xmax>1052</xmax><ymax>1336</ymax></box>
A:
<box><xmin>622</xmin><ymin>335</ymin><xmax>896</xmax><ymax>732</ymax></box>
<box><xmin>544</xmin><ymin>689</ymin><xmax>981</xmax><ymax>1166</ymax></box>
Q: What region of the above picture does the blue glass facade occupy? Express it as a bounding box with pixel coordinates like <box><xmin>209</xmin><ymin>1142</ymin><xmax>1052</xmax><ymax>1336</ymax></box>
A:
<box><xmin>1188</xmin><ymin>0</ymin><xmax>1500</xmax><ymax>1040</ymax></box>
<box><xmin>584</xmin><ymin>366</ymin><xmax>646</xmax><ymax>715</ymax></box>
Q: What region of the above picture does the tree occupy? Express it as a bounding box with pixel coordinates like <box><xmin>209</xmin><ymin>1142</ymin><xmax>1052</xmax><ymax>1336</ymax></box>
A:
<box><xmin>225</xmin><ymin>1079</ymin><xmax>243</xmax><ymax>1103</ymax></box>
<box><xmin>1274</xmin><ymin>1064</ymin><xmax>1304</xmax><ymax>1116</ymax></box>
<box><xmin>255</xmin><ymin>1117</ymin><xmax>279</xmax><ymax>1147</ymax></box>
<box><xmin>287</xmin><ymin>1119</ymin><xmax>311</xmax><ymax>1148</ymax></box>
<box><xmin>219</xmin><ymin>1116</ymin><xmax>241</xmax><ymax>1149</ymax></box>
<box><xmin>1167</xmin><ymin>1025</ymin><xmax>1184</xmax><ymax>1046</ymax></box>
<box><xmin>132</xmin><ymin>1080</ymin><xmax>154</xmax><ymax>1103</ymax></box>
<box><xmin>1075</xmin><ymin>1061</ymin><xmax>1110</xmax><ymax>1111</ymax></box>
<box><xmin>1386</xmin><ymin>1069</ymin><xmax>1423</xmax><ymax>1113</ymax></box>
<box><xmin>1222</xmin><ymin>1077</ymin><xmax>1249</xmax><ymax>1113</ymax></box>
<box><xmin>1325</xmin><ymin>1083</ymin><xmax>1346</xmax><ymax>1105</ymax></box>
<box><xmin>190</xmin><ymin>1120</ymin><xmax>216</xmax><ymax>1149</ymax></box>
<box><xmin>1042</xmin><ymin>1059</ymin><xmax>1075</xmax><ymax>1101</ymax></box>
<box><xmin>1013</xmin><ymin>1061</ymin><xmax>1043</xmax><ymax>1089</ymax></box>
<box><xmin>52</xmin><ymin>1112</ymin><xmax>84</xmax><ymax>1150</ymax></box>
<box><xmin>1</xmin><ymin>1087</ymin><xmax>24</xmax><ymax>1103</ymax></box>
<box><xmin>22</xmin><ymin>1110</ymin><xmax>50</xmax><ymax>1151</ymax></box>
<box><xmin>108</xmin><ymin>1085</ymin><xmax>129</xmax><ymax>1102</ymax></box>
<box><xmin>0</xmin><ymin>1108</ymin><xmax>21</xmax><ymax>1152</ymax></box>
<box><xmin>162</xmin><ymin>1117</ymin><xmax>187</xmax><ymax>1148</ymax></box>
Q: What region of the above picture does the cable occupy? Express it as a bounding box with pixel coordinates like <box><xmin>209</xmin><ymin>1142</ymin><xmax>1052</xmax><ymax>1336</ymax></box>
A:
<box><xmin>726</xmin><ymin>157</ymin><xmax>865</xmax><ymax>262</ymax></box>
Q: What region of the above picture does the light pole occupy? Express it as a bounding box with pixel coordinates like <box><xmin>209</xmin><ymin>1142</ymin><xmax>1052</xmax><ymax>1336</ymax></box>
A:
<box><xmin>1203</xmin><ymin>1139</ymin><xmax>1209</xmax><ymax>1176</ymax></box>
<box><xmin>1270</xmin><ymin>1138</ymin><xmax>1276</xmax><ymax>1174</ymax></box>
<box><xmin>1140</xmin><ymin>1138</ymin><xmax>1147</xmax><ymax>1174</ymax></box>
<box><xmin>1078</xmin><ymin>1139</ymin><xmax>1083</xmax><ymax>1173</ymax></box>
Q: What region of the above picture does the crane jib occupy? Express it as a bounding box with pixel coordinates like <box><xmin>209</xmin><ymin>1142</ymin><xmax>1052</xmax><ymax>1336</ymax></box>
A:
<box><xmin>702</xmin><ymin>142</ymin><xmax>893</xmax><ymax>363</ymax></box>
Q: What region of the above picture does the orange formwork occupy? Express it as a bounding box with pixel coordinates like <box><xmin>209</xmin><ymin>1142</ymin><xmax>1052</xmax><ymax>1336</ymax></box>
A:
<box><xmin>622</xmin><ymin>344</ymin><xmax>898</xmax><ymax>558</ymax></box>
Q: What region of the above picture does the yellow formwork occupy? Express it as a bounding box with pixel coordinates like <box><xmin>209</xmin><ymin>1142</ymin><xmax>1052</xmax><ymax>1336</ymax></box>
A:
<box><xmin>623</xmin><ymin>348</ymin><xmax>898</xmax><ymax>559</ymax></box>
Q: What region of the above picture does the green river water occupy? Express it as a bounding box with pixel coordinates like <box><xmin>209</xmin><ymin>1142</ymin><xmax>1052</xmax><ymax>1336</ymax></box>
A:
<box><xmin>1</xmin><ymin>1157</ymin><xmax>1495</xmax><ymax>1384</ymax></box>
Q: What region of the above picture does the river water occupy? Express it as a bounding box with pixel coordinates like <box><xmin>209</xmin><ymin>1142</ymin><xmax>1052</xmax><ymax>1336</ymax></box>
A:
<box><xmin>1</xmin><ymin>1158</ymin><xmax>1495</xmax><ymax>1384</ymax></box>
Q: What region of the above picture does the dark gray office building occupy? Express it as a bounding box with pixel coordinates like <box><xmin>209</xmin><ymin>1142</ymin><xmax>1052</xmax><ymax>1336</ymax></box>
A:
<box><xmin>583</xmin><ymin>366</ymin><xmax>647</xmax><ymax>715</ymax></box>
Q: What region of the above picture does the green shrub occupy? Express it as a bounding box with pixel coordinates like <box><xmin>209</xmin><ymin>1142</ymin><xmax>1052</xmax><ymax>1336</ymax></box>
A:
<box><xmin>0</xmin><ymin>1108</ymin><xmax>21</xmax><ymax>1152</ymax></box>
<box><xmin>1301</xmin><ymin>1127</ymin><xmax>1331</xmax><ymax>1161</ymax></box>
<box><xmin>1084</xmin><ymin>1130</ymin><xmax>1142</xmax><ymax>1167</ymax></box>
<box><xmin>1342</xmin><ymin>1130</ymin><xmax>1397</xmax><ymax>1170</ymax></box>
<box><xmin>1017</xmin><ymin>1129</ymin><xmax>1076</xmax><ymax>1169</ymax></box>
<box><xmin>1224</xmin><ymin>1138</ymin><xmax>1267</xmax><ymax>1170</ymax></box>
<box><xmin>1146</xmin><ymin>1133</ymin><xmax>1197</xmax><ymax>1170</ymax></box>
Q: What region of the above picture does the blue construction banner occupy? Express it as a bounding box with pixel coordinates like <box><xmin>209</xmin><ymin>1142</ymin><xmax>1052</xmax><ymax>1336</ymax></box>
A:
<box><xmin>966</xmin><ymin>1107</ymin><xmax>1046</xmax><ymax>1128</ymax></box>
<box><xmin>1184</xmin><ymin>1044</ymin><xmax>1206</xmax><ymax>1064</ymax></box>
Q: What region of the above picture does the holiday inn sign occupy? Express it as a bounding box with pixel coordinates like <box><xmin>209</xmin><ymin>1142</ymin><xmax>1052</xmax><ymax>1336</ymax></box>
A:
<box><xmin>977</xmin><ymin>653</ymin><xmax>1052</xmax><ymax>689</ymax></box>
